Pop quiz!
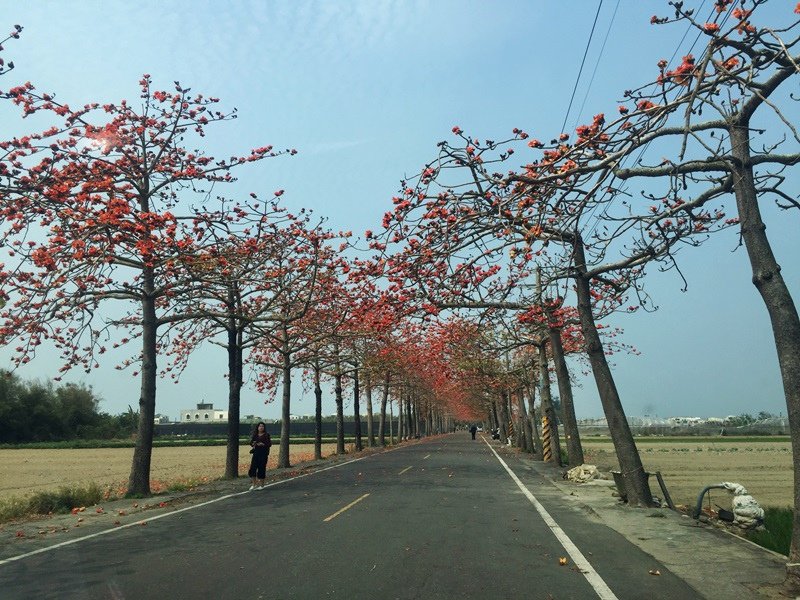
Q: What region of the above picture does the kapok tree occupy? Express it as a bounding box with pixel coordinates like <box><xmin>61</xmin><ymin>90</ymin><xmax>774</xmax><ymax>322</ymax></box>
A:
<box><xmin>158</xmin><ymin>198</ymin><xmax>307</xmax><ymax>478</ymax></box>
<box><xmin>374</xmin><ymin>107</ymin><xmax>737</xmax><ymax>505</ymax></box>
<box><xmin>0</xmin><ymin>25</ymin><xmax>22</xmax><ymax>81</ymax></box>
<box><xmin>607</xmin><ymin>1</ymin><xmax>800</xmax><ymax>584</ymax></box>
<box><xmin>250</xmin><ymin>228</ymin><xmax>345</xmax><ymax>468</ymax></box>
<box><xmin>0</xmin><ymin>75</ymin><xmax>291</xmax><ymax>495</ymax></box>
<box><xmin>346</xmin><ymin>294</ymin><xmax>416</xmax><ymax>447</ymax></box>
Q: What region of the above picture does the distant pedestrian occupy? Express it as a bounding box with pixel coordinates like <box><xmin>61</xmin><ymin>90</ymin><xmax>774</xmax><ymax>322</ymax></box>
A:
<box><xmin>469</xmin><ymin>425</ymin><xmax>477</xmax><ymax>440</ymax></box>
<box><xmin>248</xmin><ymin>422</ymin><xmax>271</xmax><ymax>490</ymax></box>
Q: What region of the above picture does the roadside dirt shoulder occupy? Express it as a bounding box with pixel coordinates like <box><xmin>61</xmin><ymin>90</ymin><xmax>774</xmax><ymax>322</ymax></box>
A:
<box><xmin>495</xmin><ymin>442</ymin><xmax>791</xmax><ymax>600</ymax></box>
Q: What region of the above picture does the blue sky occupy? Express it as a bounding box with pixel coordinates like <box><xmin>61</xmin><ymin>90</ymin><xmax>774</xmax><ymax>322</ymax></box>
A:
<box><xmin>1</xmin><ymin>1</ymin><xmax>797</xmax><ymax>421</ymax></box>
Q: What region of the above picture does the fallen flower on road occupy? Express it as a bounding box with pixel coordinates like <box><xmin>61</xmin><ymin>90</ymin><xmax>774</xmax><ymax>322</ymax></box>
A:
<box><xmin>649</xmin><ymin>569</ymin><xmax>661</xmax><ymax>576</ymax></box>
<box><xmin>559</xmin><ymin>557</ymin><xmax>568</xmax><ymax>566</ymax></box>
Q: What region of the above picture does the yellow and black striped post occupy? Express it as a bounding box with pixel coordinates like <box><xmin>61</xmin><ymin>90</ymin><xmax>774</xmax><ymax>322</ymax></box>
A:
<box><xmin>541</xmin><ymin>415</ymin><xmax>552</xmax><ymax>462</ymax></box>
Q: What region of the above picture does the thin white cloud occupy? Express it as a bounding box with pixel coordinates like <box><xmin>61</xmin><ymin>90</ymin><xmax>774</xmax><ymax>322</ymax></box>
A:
<box><xmin>304</xmin><ymin>139</ymin><xmax>371</xmax><ymax>154</ymax></box>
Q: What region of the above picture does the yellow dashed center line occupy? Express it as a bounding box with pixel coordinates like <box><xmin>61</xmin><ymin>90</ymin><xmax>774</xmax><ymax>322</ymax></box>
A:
<box><xmin>398</xmin><ymin>466</ymin><xmax>413</xmax><ymax>475</ymax></box>
<box><xmin>323</xmin><ymin>493</ymin><xmax>371</xmax><ymax>522</ymax></box>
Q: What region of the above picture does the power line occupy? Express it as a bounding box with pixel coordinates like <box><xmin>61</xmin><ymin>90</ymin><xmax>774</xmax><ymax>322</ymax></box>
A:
<box><xmin>572</xmin><ymin>0</ymin><xmax>621</xmax><ymax>133</ymax></box>
<box><xmin>582</xmin><ymin>1</ymin><xmax>712</xmax><ymax>245</ymax></box>
<box><xmin>560</xmin><ymin>0</ymin><xmax>604</xmax><ymax>136</ymax></box>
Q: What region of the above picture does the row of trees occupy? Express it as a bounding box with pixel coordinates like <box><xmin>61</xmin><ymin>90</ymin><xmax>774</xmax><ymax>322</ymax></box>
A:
<box><xmin>368</xmin><ymin>0</ymin><xmax>800</xmax><ymax>589</ymax></box>
<box><xmin>0</xmin><ymin>371</ymin><xmax>138</xmax><ymax>442</ymax></box>
<box><xmin>2</xmin><ymin>2</ymin><xmax>800</xmax><ymax>591</ymax></box>
<box><xmin>0</xmin><ymin>25</ymin><xmax>465</xmax><ymax>498</ymax></box>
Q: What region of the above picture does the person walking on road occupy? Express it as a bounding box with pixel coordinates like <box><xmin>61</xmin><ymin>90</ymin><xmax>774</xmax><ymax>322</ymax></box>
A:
<box><xmin>248</xmin><ymin>422</ymin><xmax>271</xmax><ymax>490</ymax></box>
<box><xmin>469</xmin><ymin>424</ymin><xmax>477</xmax><ymax>440</ymax></box>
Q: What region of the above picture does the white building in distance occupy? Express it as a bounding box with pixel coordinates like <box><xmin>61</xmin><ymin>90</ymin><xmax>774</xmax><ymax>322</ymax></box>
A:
<box><xmin>180</xmin><ymin>402</ymin><xmax>228</xmax><ymax>423</ymax></box>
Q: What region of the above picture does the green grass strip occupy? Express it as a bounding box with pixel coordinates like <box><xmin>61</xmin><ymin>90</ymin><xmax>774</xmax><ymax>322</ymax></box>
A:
<box><xmin>0</xmin><ymin>483</ymin><xmax>105</xmax><ymax>523</ymax></box>
<box><xmin>746</xmin><ymin>506</ymin><xmax>792</xmax><ymax>556</ymax></box>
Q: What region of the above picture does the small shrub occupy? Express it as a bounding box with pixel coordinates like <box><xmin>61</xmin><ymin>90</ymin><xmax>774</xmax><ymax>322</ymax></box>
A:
<box><xmin>0</xmin><ymin>496</ymin><xmax>31</xmax><ymax>523</ymax></box>
<box><xmin>26</xmin><ymin>483</ymin><xmax>104</xmax><ymax>514</ymax></box>
<box><xmin>0</xmin><ymin>483</ymin><xmax>104</xmax><ymax>523</ymax></box>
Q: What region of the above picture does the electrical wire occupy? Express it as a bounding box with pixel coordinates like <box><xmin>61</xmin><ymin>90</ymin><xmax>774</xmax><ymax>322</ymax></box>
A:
<box><xmin>582</xmin><ymin>1</ymin><xmax>712</xmax><ymax>253</ymax></box>
<box><xmin>572</xmin><ymin>0</ymin><xmax>621</xmax><ymax>133</ymax></box>
<box><xmin>560</xmin><ymin>0</ymin><xmax>605</xmax><ymax>136</ymax></box>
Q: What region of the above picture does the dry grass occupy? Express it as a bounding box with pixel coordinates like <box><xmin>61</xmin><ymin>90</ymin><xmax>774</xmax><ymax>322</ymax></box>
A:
<box><xmin>581</xmin><ymin>439</ymin><xmax>792</xmax><ymax>508</ymax></box>
<box><xmin>0</xmin><ymin>444</ymin><xmax>339</xmax><ymax>501</ymax></box>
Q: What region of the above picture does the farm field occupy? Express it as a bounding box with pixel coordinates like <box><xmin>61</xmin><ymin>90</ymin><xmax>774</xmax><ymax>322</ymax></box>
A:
<box><xmin>0</xmin><ymin>443</ymin><xmax>339</xmax><ymax>501</ymax></box>
<box><xmin>581</xmin><ymin>439</ymin><xmax>792</xmax><ymax>508</ymax></box>
<box><xmin>1</xmin><ymin>438</ymin><xmax>792</xmax><ymax>509</ymax></box>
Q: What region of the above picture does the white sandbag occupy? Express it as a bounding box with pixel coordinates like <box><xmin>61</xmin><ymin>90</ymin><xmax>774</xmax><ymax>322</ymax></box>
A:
<box><xmin>721</xmin><ymin>481</ymin><xmax>764</xmax><ymax>528</ymax></box>
<box><xmin>566</xmin><ymin>464</ymin><xmax>598</xmax><ymax>483</ymax></box>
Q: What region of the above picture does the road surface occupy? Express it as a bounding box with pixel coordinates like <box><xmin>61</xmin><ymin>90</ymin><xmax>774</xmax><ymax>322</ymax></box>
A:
<box><xmin>0</xmin><ymin>434</ymin><xmax>701</xmax><ymax>599</ymax></box>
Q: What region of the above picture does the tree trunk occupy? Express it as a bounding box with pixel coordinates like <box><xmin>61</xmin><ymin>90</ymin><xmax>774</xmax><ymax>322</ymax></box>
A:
<box><xmin>127</xmin><ymin>270</ymin><xmax>157</xmax><ymax>497</ymax></box>
<box><xmin>313</xmin><ymin>359</ymin><xmax>323</xmax><ymax>461</ymax></box>
<box><xmin>278</xmin><ymin>345</ymin><xmax>292</xmax><ymax>468</ymax></box>
<box><xmin>537</xmin><ymin>344</ymin><xmax>562</xmax><ymax>466</ymax></box>
<box><xmin>730</xmin><ymin>124</ymin><xmax>800</xmax><ymax>586</ymax></box>
<box><xmin>405</xmin><ymin>394</ymin><xmax>413</xmax><ymax>440</ymax></box>
<box><xmin>398</xmin><ymin>392</ymin><xmax>405</xmax><ymax>441</ymax></box>
<box><xmin>548</xmin><ymin>321</ymin><xmax>584</xmax><ymax>467</ymax></box>
<box><xmin>365</xmin><ymin>370</ymin><xmax>374</xmax><ymax>447</ymax></box>
<box><xmin>573</xmin><ymin>238</ymin><xmax>652</xmax><ymax>506</ymax></box>
<box><xmin>224</xmin><ymin>321</ymin><xmax>243</xmax><ymax>479</ymax></box>
<box><xmin>334</xmin><ymin>344</ymin><xmax>345</xmax><ymax>455</ymax></box>
<box><xmin>379</xmin><ymin>371</ymin><xmax>390</xmax><ymax>446</ymax></box>
<box><xmin>389</xmin><ymin>398</ymin><xmax>395</xmax><ymax>444</ymax></box>
<box><xmin>497</xmin><ymin>392</ymin><xmax>510</xmax><ymax>444</ymax></box>
<box><xmin>527</xmin><ymin>380</ymin><xmax>543</xmax><ymax>460</ymax></box>
<box><xmin>516</xmin><ymin>387</ymin><xmax>531</xmax><ymax>453</ymax></box>
<box><xmin>353</xmin><ymin>362</ymin><xmax>363</xmax><ymax>452</ymax></box>
<box><xmin>505</xmin><ymin>390</ymin><xmax>516</xmax><ymax>445</ymax></box>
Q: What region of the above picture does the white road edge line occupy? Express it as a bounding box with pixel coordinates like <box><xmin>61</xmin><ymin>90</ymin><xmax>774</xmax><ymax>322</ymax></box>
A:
<box><xmin>0</xmin><ymin>455</ymin><xmax>369</xmax><ymax>567</ymax></box>
<box><xmin>484</xmin><ymin>440</ymin><xmax>619</xmax><ymax>600</ymax></box>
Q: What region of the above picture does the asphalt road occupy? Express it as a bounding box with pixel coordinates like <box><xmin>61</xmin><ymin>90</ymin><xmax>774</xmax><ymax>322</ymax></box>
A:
<box><xmin>0</xmin><ymin>434</ymin><xmax>702</xmax><ymax>599</ymax></box>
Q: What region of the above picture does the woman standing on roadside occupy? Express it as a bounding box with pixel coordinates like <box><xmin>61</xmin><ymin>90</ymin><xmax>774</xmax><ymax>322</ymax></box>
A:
<box><xmin>248</xmin><ymin>422</ymin><xmax>271</xmax><ymax>490</ymax></box>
